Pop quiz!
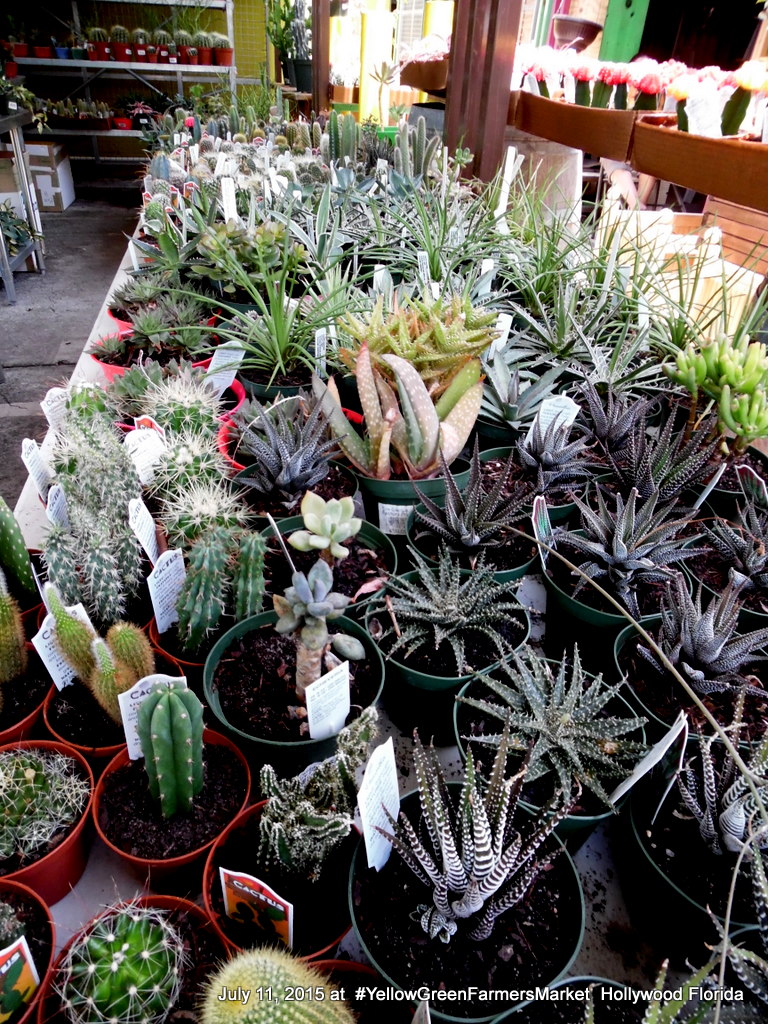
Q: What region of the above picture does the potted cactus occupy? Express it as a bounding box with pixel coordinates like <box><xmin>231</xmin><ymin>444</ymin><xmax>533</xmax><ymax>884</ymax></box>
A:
<box><xmin>93</xmin><ymin>681</ymin><xmax>250</xmax><ymax>890</ymax></box>
<box><xmin>212</xmin><ymin>32</ymin><xmax>233</xmax><ymax>66</ymax></box>
<box><xmin>174</xmin><ymin>29</ymin><xmax>193</xmax><ymax>63</ymax></box>
<box><xmin>86</xmin><ymin>26</ymin><xmax>110</xmax><ymax>60</ymax></box>
<box><xmin>109</xmin><ymin>25</ymin><xmax>132</xmax><ymax>61</ymax></box>
<box><xmin>131</xmin><ymin>27</ymin><xmax>149</xmax><ymax>60</ymax></box>
<box><xmin>0</xmin><ymin>570</ymin><xmax>48</xmax><ymax>746</ymax></box>
<box><xmin>193</xmin><ymin>31</ymin><xmax>213</xmax><ymax>64</ymax></box>
<box><xmin>0</xmin><ymin>740</ymin><xmax>93</xmax><ymax>905</ymax></box>
<box><xmin>153</xmin><ymin>29</ymin><xmax>172</xmax><ymax>63</ymax></box>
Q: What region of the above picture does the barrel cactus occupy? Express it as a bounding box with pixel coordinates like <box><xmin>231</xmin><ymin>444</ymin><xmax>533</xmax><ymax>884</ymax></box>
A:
<box><xmin>136</xmin><ymin>681</ymin><xmax>204</xmax><ymax>818</ymax></box>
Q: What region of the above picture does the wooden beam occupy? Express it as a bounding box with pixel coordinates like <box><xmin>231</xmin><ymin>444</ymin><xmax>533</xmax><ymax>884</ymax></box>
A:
<box><xmin>312</xmin><ymin>0</ymin><xmax>331</xmax><ymax>112</ymax></box>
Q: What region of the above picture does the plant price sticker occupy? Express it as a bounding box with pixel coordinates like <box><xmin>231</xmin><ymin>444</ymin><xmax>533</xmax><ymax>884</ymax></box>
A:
<box><xmin>357</xmin><ymin>737</ymin><xmax>400</xmax><ymax>871</ymax></box>
<box><xmin>118</xmin><ymin>674</ymin><xmax>188</xmax><ymax>759</ymax></box>
<box><xmin>305</xmin><ymin>660</ymin><xmax>350</xmax><ymax>740</ymax></box>
<box><xmin>219</xmin><ymin>868</ymin><xmax>293</xmax><ymax>949</ymax></box>
<box><xmin>377</xmin><ymin>502</ymin><xmax>413</xmax><ymax>536</ymax></box>
<box><xmin>0</xmin><ymin>935</ymin><xmax>40</xmax><ymax>1024</ymax></box>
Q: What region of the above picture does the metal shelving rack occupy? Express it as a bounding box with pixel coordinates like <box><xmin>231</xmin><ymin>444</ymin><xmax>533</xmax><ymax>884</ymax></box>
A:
<box><xmin>0</xmin><ymin>111</ymin><xmax>45</xmax><ymax>304</ymax></box>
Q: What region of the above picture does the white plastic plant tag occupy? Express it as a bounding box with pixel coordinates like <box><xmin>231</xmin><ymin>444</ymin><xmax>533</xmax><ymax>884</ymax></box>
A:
<box><xmin>205</xmin><ymin>342</ymin><xmax>246</xmax><ymax>397</ymax></box>
<box><xmin>636</xmin><ymin>290</ymin><xmax>651</xmax><ymax>333</ymax></box>
<box><xmin>525</xmin><ymin>396</ymin><xmax>581</xmax><ymax>447</ymax></box>
<box><xmin>448</xmin><ymin>225</ymin><xmax>460</xmax><ymax>247</ymax></box>
<box><xmin>147</xmin><ymin>549</ymin><xmax>186</xmax><ymax>634</ymax></box>
<box><xmin>477</xmin><ymin>257</ymin><xmax>495</xmax><ymax>296</ymax></box>
<box><xmin>220</xmin><ymin>176</ymin><xmax>239</xmax><ymax>223</ymax></box>
<box><xmin>189</xmin><ymin>143</ymin><xmax>200</xmax><ymax>165</ymax></box>
<box><xmin>610</xmin><ymin>711</ymin><xmax>688</xmax><ymax>811</ymax></box>
<box><xmin>494</xmin><ymin>146</ymin><xmax>521</xmax><ymax>233</ymax></box>
<box><xmin>372</xmin><ymin>265</ymin><xmax>392</xmax><ymax>298</ymax></box>
<box><xmin>314</xmin><ymin>328</ymin><xmax>328</xmax><ymax>378</ymax></box>
<box><xmin>45</xmin><ymin>484</ymin><xmax>69</xmax><ymax>529</ymax></box>
<box><xmin>40</xmin><ymin>387</ymin><xmax>68</xmax><ymax>431</ymax></box>
<box><xmin>0</xmin><ymin>934</ymin><xmax>40</xmax><ymax>1016</ymax></box>
<box><xmin>377</xmin><ymin>502</ymin><xmax>413</xmax><ymax>536</ymax></box>
<box><xmin>173</xmin><ymin>132</ymin><xmax>181</xmax><ymax>147</ymax></box>
<box><xmin>737</xmin><ymin>464</ymin><xmax>768</xmax><ymax>507</ymax></box>
<box><xmin>128</xmin><ymin>498</ymin><xmax>160</xmax><ymax>565</ymax></box>
<box><xmin>412</xmin><ymin>1003</ymin><xmax>432</xmax><ymax>1024</ymax></box>
<box><xmin>219</xmin><ymin>868</ymin><xmax>294</xmax><ymax>948</ymax></box>
<box><xmin>31</xmin><ymin>561</ymin><xmax>48</xmax><ymax>608</ymax></box>
<box><xmin>357</xmin><ymin>737</ymin><xmax>399</xmax><ymax>871</ymax></box>
<box><xmin>214</xmin><ymin>152</ymin><xmax>229</xmax><ymax>177</ymax></box>
<box><xmin>523</xmin><ymin>71</ymin><xmax>539</xmax><ymax>94</ymax></box>
<box><xmin>531</xmin><ymin>496</ymin><xmax>554</xmax><ymax>571</ymax></box>
<box><xmin>119</xmin><ymin>673</ymin><xmax>188</xmax><ymax>759</ymax></box>
<box><xmin>417</xmin><ymin>250</ymin><xmax>431</xmax><ymax>285</ymax></box>
<box><xmin>124</xmin><ymin>429</ymin><xmax>166</xmax><ymax>487</ymax></box>
<box><xmin>687</xmin><ymin>86</ymin><xmax>722</xmax><ymax>137</ymax></box>
<box><xmin>305</xmin><ymin>661</ymin><xmax>350</xmax><ymax>741</ymax></box>
<box><xmin>32</xmin><ymin>605</ymin><xmax>95</xmax><ymax>690</ymax></box>
<box><xmin>491</xmin><ymin>313</ymin><xmax>513</xmax><ymax>358</ymax></box>
<box><xmin>693</xmin><ymin>462</ymin><xmax>726</xmax><ymax>510</ymax></box>
<box><xmin>21</xmin><ymin>439</ymin><xmax>53</xmax><ymax>502</ymax></box>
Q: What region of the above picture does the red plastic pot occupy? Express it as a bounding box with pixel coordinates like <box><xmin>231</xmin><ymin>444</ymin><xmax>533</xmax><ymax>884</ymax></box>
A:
<box><xmin>217</xmin><ymin>419</ymin><xmax>246</xmax><ymax>473</ymax></box>
<box><xmin>0</xmin><ymin>740</ymin><xmax>94</xmax><ymax>905</ymax></box>
<box><xmin>89</xmin><ymin>340</ymin><xmax>213</xmax><ymax>381</ymax></box>
<box><xmin>0</xmin><ymin>878</ymin><xmax>55</xmax><ymax>1024</ymax></box>
<box><xmin>111</xmin><ymin>43</ymin><xmax>132</xmax><ymax>61</ymax></box>
<box><xmin>5</xmin><ymin>61</ymin><xmax>18</xmax><ymax>78</ymax></box>
<box><xmin>197</xmin><ymin>47</ymin><xmax>213</xmax><ymax>64</ymax></box>
<box><xmin>93</xmin><ymin>729</ymin><xmax>251</xmax><ymax>892</ymax></box>
<box><xmin>111</xmin><ymin>116</ymin><xmax>133</xmax><ymax>130</ymax></box>
<box><xmin>12</xmin><ymin>42</ymin><xmax>29</xmax><ymax>57</ymax></box>
<box><xmin>106</xmin><ymin>308</ymin><xmax>133</xmax><ymax>336</ymax></box>
<box><xmin>187</xmin><ymin>54</ymin><xmax>199</xmax><ymax>65</ymax></box>
<box><xmin>214</xmin><ymin>47</ymin><xmax>234</xmax><ymax>66</ymax></box>
<box><xmin>178</xmin><ymin>46</ymin><xmax>191</xmax><ymax>63</ymax></box>
<box><xmin>32</xmin><ymin>46</ymin><xmax>53</xmax><ymax>58</ymax></box>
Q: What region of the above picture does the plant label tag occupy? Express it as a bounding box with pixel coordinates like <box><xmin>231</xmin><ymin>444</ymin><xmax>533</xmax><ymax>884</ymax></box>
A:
<box><xmin>262</xmin><ymin>174</ymin><xmax>272</xmax><ymax>205</ymax></box>
<box><xmin>737</xmin><ymin>464</ymin><xmax>768</xmax><ymax>507</ymax></box>
<box><xmin>31</xmin><ymin>561</ymin><xmax>48</xmax><ymax>608</ymax></box>
<box><xmin>357</xmin><ymin>737</ymin><xmax>399</xmax><ymax>871</ymax></box>
<box><xmin>40</xmin><ymin>387</ymin><xmax>68</xmax><ymax>432</ymax></box>
<box><xmin>189</xmin><ymin>144</ymin><xmax>199</xmax><ymax>165</ymax></box>
<box><xmin>119</xmin><ymin>673</ymin><xmax>188</xmax><ymax>759</ymax></box>
<box><xmin>372</xmin><ymin>265</ymin><xmax>392</xmax><ymax>299</ymax></box>
<box><xmin>220</xmin><ymin>176</ymin><xmax>239</xmax><ymax>223</ymax></box>
<box><xmin>417</xmin><ymin>250</ymin><xmax>431</xmax><ymax>285</ymax></box>
<box><xmin>205</xmin><ymin>342</ymin><xmax>245</xmax><ymax>397</ymax></box>
<box><xmin>0</xmin><ymin>934</ymin><xmax>40</xmax><ymax>1023</ymax></box>
<box><xmin>45</xmin><ymin>485</ymin><xmax>69</xmax><ymax>529</ymax></box>
<box><xmin>147</xmin><ymin>549</ymin><xmax>186</xmax><ymax>634</ymax></box>
<box><xmin>412</xmin><ymin>1003</ymin><xmax>431</xmax><ymax>1024</ymax></box>
<box><xmin>609</xmin><ymin>711</ymin><xmax>688</xmax><ymax>809</ymax></box>
<box><xmin>128</xmin><ymin>240</ymin><xmax>140</xmax><ymax>272</ymax></box>
<box><xmin>477</xmin><ymin>257</ymin><xmax>495</xmax><ymax>296</ymax></box>
<box><xmin>491</xmin><ymin>313</ymin><xmax>513</xmax><ymax>358</ymax></box>
<box><xmin>133</xmin><ymin>416</ymin><xmax>166</xmax><ymax>436</ymax></box>
<box><xmin>693</xmin><ymin>462</ymin><xmax>726</xmax><ymax>510</ymax></box>
<box><xmin>314</xmin><ymin>328</ymin><xmax>327</xmax><ymax>378</ymax></box>
<box><xmin>448</xmin><ymin>225</ymin><xmax>460</xmax><ymax>247</ymax></box>
<box><xmin>128</xmin><ymin>499</ymin><xmax>160</xmax><ymax>565</ymax></box>
<box><xmin>214</xmin><ymin>153</ymin><xmax>229</xmax><ymax>177</ymax></box>
<box><xmin>306</xmin><ymin>660</ymin><xmax>350</xmax><ymax>740</ymax></box>
<box><xmin>377</xmin><ymin>501</ymin><xmax>413</xmax><ymax>536</ymax></box>
<box><xmin>219</xmin><ymin>868</ymin><xmax>294</xmax><ymax>949</ymax></box>
<box><xmin>124</xmin><ymin>429</ymin><xmax>166</xmax><ymax>487</ymax></box>
<box><xmin>21</xmin><ymin>439</ymin><xmax>52</xmax><ymax>502</ymax></box>
<box><xmin>531</xmin><ymin>496</ymin><xmax>554</xmax><ymax>571</ymax></box>
<box><xmin>525</xmin><ymin>395</ymin><xmax>580</xmax><ymax>447</ymax></box>
<box><xmin>32</xmin><ymin>604</ymin><xmax>94</xmax><ymax>690</ymax></box>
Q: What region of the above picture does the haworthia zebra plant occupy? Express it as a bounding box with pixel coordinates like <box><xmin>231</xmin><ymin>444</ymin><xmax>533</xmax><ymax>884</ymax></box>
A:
<box><xmin>378</xmin><ymin>720</ymin><xmax>575</xmax><ymax>943</ymax></box>
<box><xmin>710</xmin><ymin>844</ymin><xmax>768</xmax><ymax>1007</ymax></box>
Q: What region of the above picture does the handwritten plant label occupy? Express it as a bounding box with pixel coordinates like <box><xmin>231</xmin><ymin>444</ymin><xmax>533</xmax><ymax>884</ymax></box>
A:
<box><xmin>357</xmin><ymin>738</ymin><xmax>400</xmax><ymax>871</ymax></box>
<box><xmin>524</xmin><ymin>395</ymin><xmax>580</xmax><ymax>447</ymax></box>
<box><xmin>128</xmin><ymin>499</ymin><xmax>160</xmax><ymax>565</ymax></box>
<box><xmin>118</xmin><ymin>673</ymin><xmax>188</xmax><ymax>758</ymax></box>
<box><xmin>0</xmin><ymin>935</ymin><xmax>40</xmax><ymax>1023</ymax></box>
<box><xmin>21</xmin><ymin>439</ymin><xmax>53</xmax><ymax>501</ymax></box>
<box><xmin>305</xmin><ymin>660</ymin><xmax>350</xmax><ymax>740</ymax></box>
<box><xmin>205</xmin><ymin>342</ymin><xmax>245</xmax><ymax>397</ymax></box>
<box><xmin>147</xmin><ymin>549</ymin><xmax>186</xmax><ymax>634</ymax></box>
<box><xmin>219</xmin><ymin>868</ymin><xmax>293</xmax><ymax>948</ymax></box>
<box><xmin>32</xmin><ymin>604</ymin><xmax>95</xmax><ymax>690</ymax></box>
<box><xmin>40</xmin><ymin>387</ymin><xmax>68</xmax><ymax>432</ymax></box>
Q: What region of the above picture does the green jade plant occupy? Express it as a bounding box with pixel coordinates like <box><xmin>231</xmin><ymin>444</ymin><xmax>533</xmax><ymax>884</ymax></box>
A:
<box><xmin>136</xmin><ymin>681</ymin><xmax>204</xmax><ymax>818</ymax></box>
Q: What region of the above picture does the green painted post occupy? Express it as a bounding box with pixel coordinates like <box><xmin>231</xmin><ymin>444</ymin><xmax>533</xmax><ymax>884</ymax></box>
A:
<box><xmin>599</xmin><ymin>0</ymin><xmax>651</xmax><ymax>62</ymax></box>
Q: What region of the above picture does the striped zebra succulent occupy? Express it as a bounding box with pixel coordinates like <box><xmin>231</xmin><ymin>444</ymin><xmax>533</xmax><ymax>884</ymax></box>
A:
<box><xmin>516</xmin><ymin>416</ymin><xmax>591</xmax><ymax>495</ymax></box>
<box><xmin>609</xmin><ymin>412</ymin><xmax>716</xmax><ymax>502</ymax></box>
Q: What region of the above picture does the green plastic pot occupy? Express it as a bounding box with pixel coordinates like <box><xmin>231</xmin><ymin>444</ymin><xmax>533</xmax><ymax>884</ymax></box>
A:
<box><xmin>474</xmin><ymin>416</ymin><xmax>518</xmax><ymax>448</ymax></box>
<box><xmin>493</xmin><ymin>977</ymin><xmax>632</xmax><ymax>1022</ymax></box>
<box><xmin>355</xmin><ymin>458</ymin><xmax>470</xmax><ymax>538</ymax></box>
<box><xmin>479</xmin><ymin>447</ymin><xmax>578</xmax><ymax>523</ymax></box>
<box><xmin>613</xmin><ymin>616</ymin><xmax>672</xmax><ymax>741</ymax></box>
<box><xmin>454</xmin><ymin>675</ymin><xmax>646</xmax><ymax>851</ymax></box>
<box><xmin>405</xmin><ymin>502</ymin><xmax>537</xmax><ymax>583</ymax></box>
<box><xmin>348</xmin><ymin>786</ymin><xmax>585</xmax><ymax>1023</ymax></box>
<box><xmin>701</xmin><ymin>446</ymin><xmax>768</xmax><ymax>519</ymax></box>
<box><xmin>203</xmin><ymin>612</ymin><xmax>384</xmax><ymax>775</ymax></box>
<box><xmin>260</xmin><ymin>515</ymin><xmax>398</xmax><ymax>608</ymax></box>
<box><xmin>684</xmin><ymin>557</ymin><xmax>768</xmax><ymax>633</ymax></box>
<box><xmin>236</xmin><ymin>460</ymin><xmax>360</xmax><ymax>522</ymax></box>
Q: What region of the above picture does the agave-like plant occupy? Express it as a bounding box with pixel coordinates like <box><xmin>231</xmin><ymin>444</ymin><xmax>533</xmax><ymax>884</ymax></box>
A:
<box><xmin>637</xmin><ymin>572</ymin><xmax>768</xmax><ymax>696</ymax></box>
<box><xmin>378</xmin><ymin>719</ymin><xmax>576</xmax><ymax>943</ymax></box>
<box><xmin>577</xmin><ymin>379</ymin><xmax>653</xmax><ymax>460</ymax></box>
<box><xmin>413</xmin><ymin>439</ymin><xmax>528</xmax><ymax>557</ymax></box>
<box><xmin>458</xmin><ymin>645</ymin><xmax>647</xmax><ymax>807</ymax></box>
<box><xmin>516</xmin><ymin>416</ymin><xmax>592</xmax><ymax>496</ymax></box>
<box><xmin>556</xmin><ymin>487</ymin><xmax>698</xmax><ymax>618</ymax></box>
<box><xmin>702</xmin><ymin>499</ymin><xmax>768</xmax><ymax>599</ymax></box>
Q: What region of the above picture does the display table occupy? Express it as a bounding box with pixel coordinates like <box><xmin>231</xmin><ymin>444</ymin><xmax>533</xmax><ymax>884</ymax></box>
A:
<box><xmin>0</xmin><ymin>110</ymin><xmax>45</xmax><ymax>303</ymax></box>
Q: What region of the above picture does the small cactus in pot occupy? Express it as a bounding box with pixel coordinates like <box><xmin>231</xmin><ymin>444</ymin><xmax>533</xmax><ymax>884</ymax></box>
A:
<box><xmin>0</xmin><ymin>569</ymin><xmax>28</xmax><ymax>715</ymax></box>
<box><xmin>136</xmin><ymin>680</ymin><xmax>204</xmax><ymax>818</ymax></box>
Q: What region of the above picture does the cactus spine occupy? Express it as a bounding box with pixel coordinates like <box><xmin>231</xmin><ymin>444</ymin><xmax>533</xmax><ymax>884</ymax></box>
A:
<box><xmin>0</xmin><ymin>571</ymin><xmax>27</xmax><ymax>713</ymax></box>
<box><xmin>0</xmin><ymin>497</ymin><xmax>35</xmax><ymax>596</ymax></box>
<box><xmin>106</xmin><ymin>622</ymin><xmax>154</xmax><ymax>682</ymax></box>
<box><xmin>136</xmin><ymin>681</ymin><xmax>204</xmax><ymax>818</ymax></box>
<box><xmin>200</xmin><ymin>947</ymin><xmax>355</xmax><ymax>1024</ymax></box>
<box><xmin>312</xmin><ymin>121</ymin><xmax>321</xmax><ymax>149</ymax></box>
<box><xmin>46</xmin><ymin>583</ymin><xmax>97</xmax><ymax>681</ymax></box>
<box><xmin>57</xmin><ymin>902</ymin><xmax>186</xmax><ymax>1024</ymax></box>
<box><xmin>341</xmin><ymin>113</ymin><xmax>356</xmax><ymax>163</ymax></box>
<box><xmin>175</xmin><ymin>529</ymin><xmax>230</xmax><ymax>651</ymax></box>
<box><xmin>110</xmin><ymin>25</ymin><xmax>129</xmax><ymax>43</ymax></box>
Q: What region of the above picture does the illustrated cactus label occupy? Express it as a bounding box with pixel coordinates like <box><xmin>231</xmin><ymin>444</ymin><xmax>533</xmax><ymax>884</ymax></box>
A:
<box><xmin>357</xmin><ymin>737</ymin><xmax>399</xmax><ymax>871</ymax></box>
<box><xmin>0</xmin><ymin>935</ymin><xmax>40</xmax><ymax>1022</ymax></box>
<box><xmin>219</xmin><ymin>868</ymin><xmax>293</xmax><ymax>948</ymax></box>
<box><xmin>124</xmin><ymin>429</ymin><xmax>167</xmax><ymax>487</ymax></box>
<box><xmin>33</xmin><ymin>604</ymin><xmax>96</xmax><ymax>690</ymax></box>
<box><xmin>45</xmin><ymin>485</ymin><xmax>69</xmax><ymax>529</ymax></box>
<box><xmin>118</xmin><ymin>673</ymin><xmax>188</xmax><ymax>759</ymax></box>
<box><xmin>147</xmin><ymin>550</ymin><xmax>186</xmax><ymax>634</ymax></box>
<box><xmin>40</xmin><ymin>387</ymin><xmax>68</xmax><ymax>432</ymax></box>
<box><xmin>305</xmin><ymin>660</ymin><xmax>350</xmax><ymax>741</ymax></box>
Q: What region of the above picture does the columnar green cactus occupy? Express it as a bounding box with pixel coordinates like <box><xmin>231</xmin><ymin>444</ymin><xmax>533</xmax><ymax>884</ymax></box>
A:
<box><xmin>341</xmin><ymin>112</ymin><xmax>356</xmax><ymax>163</ymax></box>
<box><xmin>285</xmin><ymin>123</ymin><xmax>298</xmax><ymax>149</ymax></box>
<box><xmin>105</xmin><ymin>623</ymin><xmax>154</xmax><ymax>683</ymax></box>
<box><xmin>57</xmin><ymin>902</ymin><xmax>186</xmax><ymax>1024</ymax></box>
<box><xmin>328</xmin><ymin>109</ymin><xmax>340</xmax><ymax>163</ymax></box>
<box><xmin>233</xmin><ymin>532</ymin><xmax>267</xmax><ymax>622</ymax></box>
<box><xmin>295</xmin><ymin>123</ymin><xmax>311</xmax><ymax>152</ymax></box>
<box><xmin>46</xmin><ymin>583</ymin><xmax>97</xmax><ymax>682</ymax></box>
<box><xmin>175</xmin><ymin>528</ymin><xmax>231</xmax><ymax>650</ymax></box>
<box><xmin>0</xmin><ymin>570</ymin><xmax>27</xmax><ymax>704</ymax></box>
<box><xmin>312</xmin><ymin>121</ymin><xmax>321</xmax><ymax>149</ymax></box>
<box><xmin>136</xmin><ymin>681</ymin><xmax>204</xmax><ymax>818</ymax></box>
<box><xmin>288</xmin><ymin>492</ymin><xmax>362</xmax><ymax>563</ymax></box>
<box><xmin>88</xmin><ymin>629</ymin><xmax>155</xmax><ymax>726</ymax></box>
<box><xmin>200</xmin><ymin>947</ymin><xmax>355</xmax><ymax>1024</ymax></box>
<box><xmin>0</xmin><ymin>497</ymin><xmax>35</xmax><ymax>596</ymax></box>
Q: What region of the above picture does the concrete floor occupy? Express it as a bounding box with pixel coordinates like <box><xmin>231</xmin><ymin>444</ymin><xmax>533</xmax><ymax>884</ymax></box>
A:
<box><xmin>0</xmin><ymin>198</ymin><xmax>138</xmax><ymax>505</ymax></box>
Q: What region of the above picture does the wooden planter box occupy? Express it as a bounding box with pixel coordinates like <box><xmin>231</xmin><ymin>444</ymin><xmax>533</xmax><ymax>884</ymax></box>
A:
<box><xmin>510</xmin><ymin>90</ymin><xmax>636</xmax><ymax>162</ymax></box>
<box><xmin>400</xmin><ymin>58</ymin><xmax>449</xmax><ymax>94</ymax></box>
<box><xmin>629</xmin><ymin>122</ymin><xmax>768</xmax><ymax>214</ymax></box>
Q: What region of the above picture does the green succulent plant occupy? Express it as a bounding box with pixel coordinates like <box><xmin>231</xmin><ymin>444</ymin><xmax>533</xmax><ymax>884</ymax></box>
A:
<box><xmin>479</xmin><ymin>358</ymin><xmax>564</xmax><ymax>435</ymax></box>
<box><xmin>577</xmin><ymin>380</ymin><xmax>653</xmax><ymax>460</ymax></box>
<box><xmin>516</xmin><ymin>415</ymin><xmax>592</xmax><ymax>496</ymax></box>
<box><xmin>137</xmin><ymin>681</ymin><xmax>204</xmax><ymax>818</ymax></box>
<box><xmin>702</xmin><ymin>499</ymin><xmax>768</xmax><ymax>599</ymax></box>
<box><xmin>288</xmin><ymin>491</ymin><xmax>362</xmax><ymax>563</ymax></box>
<box><xmin>0</xmin><ymin>570</ymin><xmax>27</xmax><ymax>711</ymax></box>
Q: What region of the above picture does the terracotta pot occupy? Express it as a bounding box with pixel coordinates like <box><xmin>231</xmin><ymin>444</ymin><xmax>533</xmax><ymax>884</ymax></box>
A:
<box><xmin>0</xmin><ymin>740</ymin><xmax>94</xmax><ymax>905</ymax></box>
<box><xmin>0</xmin><ymin>878</ymin><xmax>55</xmax><ymax>1024</ymax></box>
<box><xmin>93</xmin><ymin>729</ymin><xmax>251</xmax><ymax>893</ymax></box>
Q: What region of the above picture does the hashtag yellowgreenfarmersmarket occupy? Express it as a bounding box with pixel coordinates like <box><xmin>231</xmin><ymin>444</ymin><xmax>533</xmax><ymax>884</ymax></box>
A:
<box><xmin>344</xmin><ymin>986</ymin><xmax>745</xmax><ymax>1004</ymax></box>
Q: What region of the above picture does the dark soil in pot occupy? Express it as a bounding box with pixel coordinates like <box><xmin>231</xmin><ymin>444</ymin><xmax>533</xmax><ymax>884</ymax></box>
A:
<box><xmin>372</xmin><ymin>617</ymin><xmax>524</xmax><ymax>676</ymax></box>
<box><xmin>93</xmin><ymin>342</ymin><xmax>210</xmax><ymax>369</ymax></box>
<box><xmin>213</xmin><ymin>629</ymin><xmax>379</xmax><ymax>741</ymax></box>
<box><xmin>208</xmin><ymin>820</ymin><xmax>356</xmax><ymax>955</ymax></box>
<box><xmin>154</xmin><ymin>619</ymin><xmax>232</xmax><ymax>665</ymax></box>
<box><xmin>238</xmin><ymin>463</ymin><xmax>357</xmax><ymax>516</ymax></box>
<box><xmin>0</xmin><ymin>887</ymin><xmax>53</xmax><ymax>1024</ymax></box>
<box><xmin>547</xmin><ymin>557</ymin><xmax>669</xmax><ymax>619</ymax></box>
<box><xmin>0</xmin><ymin>659</ymin><xmax>48</xmax><ymax>733</ymax></box>
<box><xmin>709</xmin><ymin>449</ymin><xmax>767</xmax><ymax>492</ymax></box>
<box><xmin>687</xmin><ymin>549</ymin><xmax>768</xmax><ymax>616</ymax></box>
<box><xmin>265</xmin><ymin>535</ymin><xmax>389</xmax><ymax>602</ymax></box>
<box><xmin>47</xmin><ymin>683</ymin><xmax>125</xmax><ymax>747</ymax></box>
<box><xmin>479</xmin><ymin>456</ymin><xmax>581</xmax><ymax>511</ymax></box>
<box><xmin>97</xmin><ymin>745</ymin><xmax>248</xmax><ymax>859</ymax></box>
<box><xmin>353</xmin><ymin>851</ymin><xmax>582</xmax><ymax>1019</ymax></box>
<box><xmin>411</xmin><ymin>530</ymin><xmax>537</xmax><ymax>573</ymax></box>
<box><xmin>616</xmin><ymin>634</ymin><xmax>768</xmax><ymax>740</ymax></box>
<box><xmin>239</xmin><ymin>367</ymin><xmax>309</xmax><ymax>390</ymax></box>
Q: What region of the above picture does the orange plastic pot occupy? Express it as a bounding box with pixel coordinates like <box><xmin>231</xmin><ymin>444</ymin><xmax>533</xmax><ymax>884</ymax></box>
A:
<box><xmin>0</xmin><ymin>740</ymin><xmax>94</xmax><ymax>905</ymax></box>
<box><xmin>0</xmin><ymin>878</ymin><xmax>55</xmax><ymax>1024</ymax></box>
<box><xmin>0</xmin><ymin>644</ymin><xmax>45</xmax><ymax>745</ymax></box>
<box><xmin>93</xmin><ymin>729</ymin><xmax>251</xmax><ymax>892</ymax></box>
